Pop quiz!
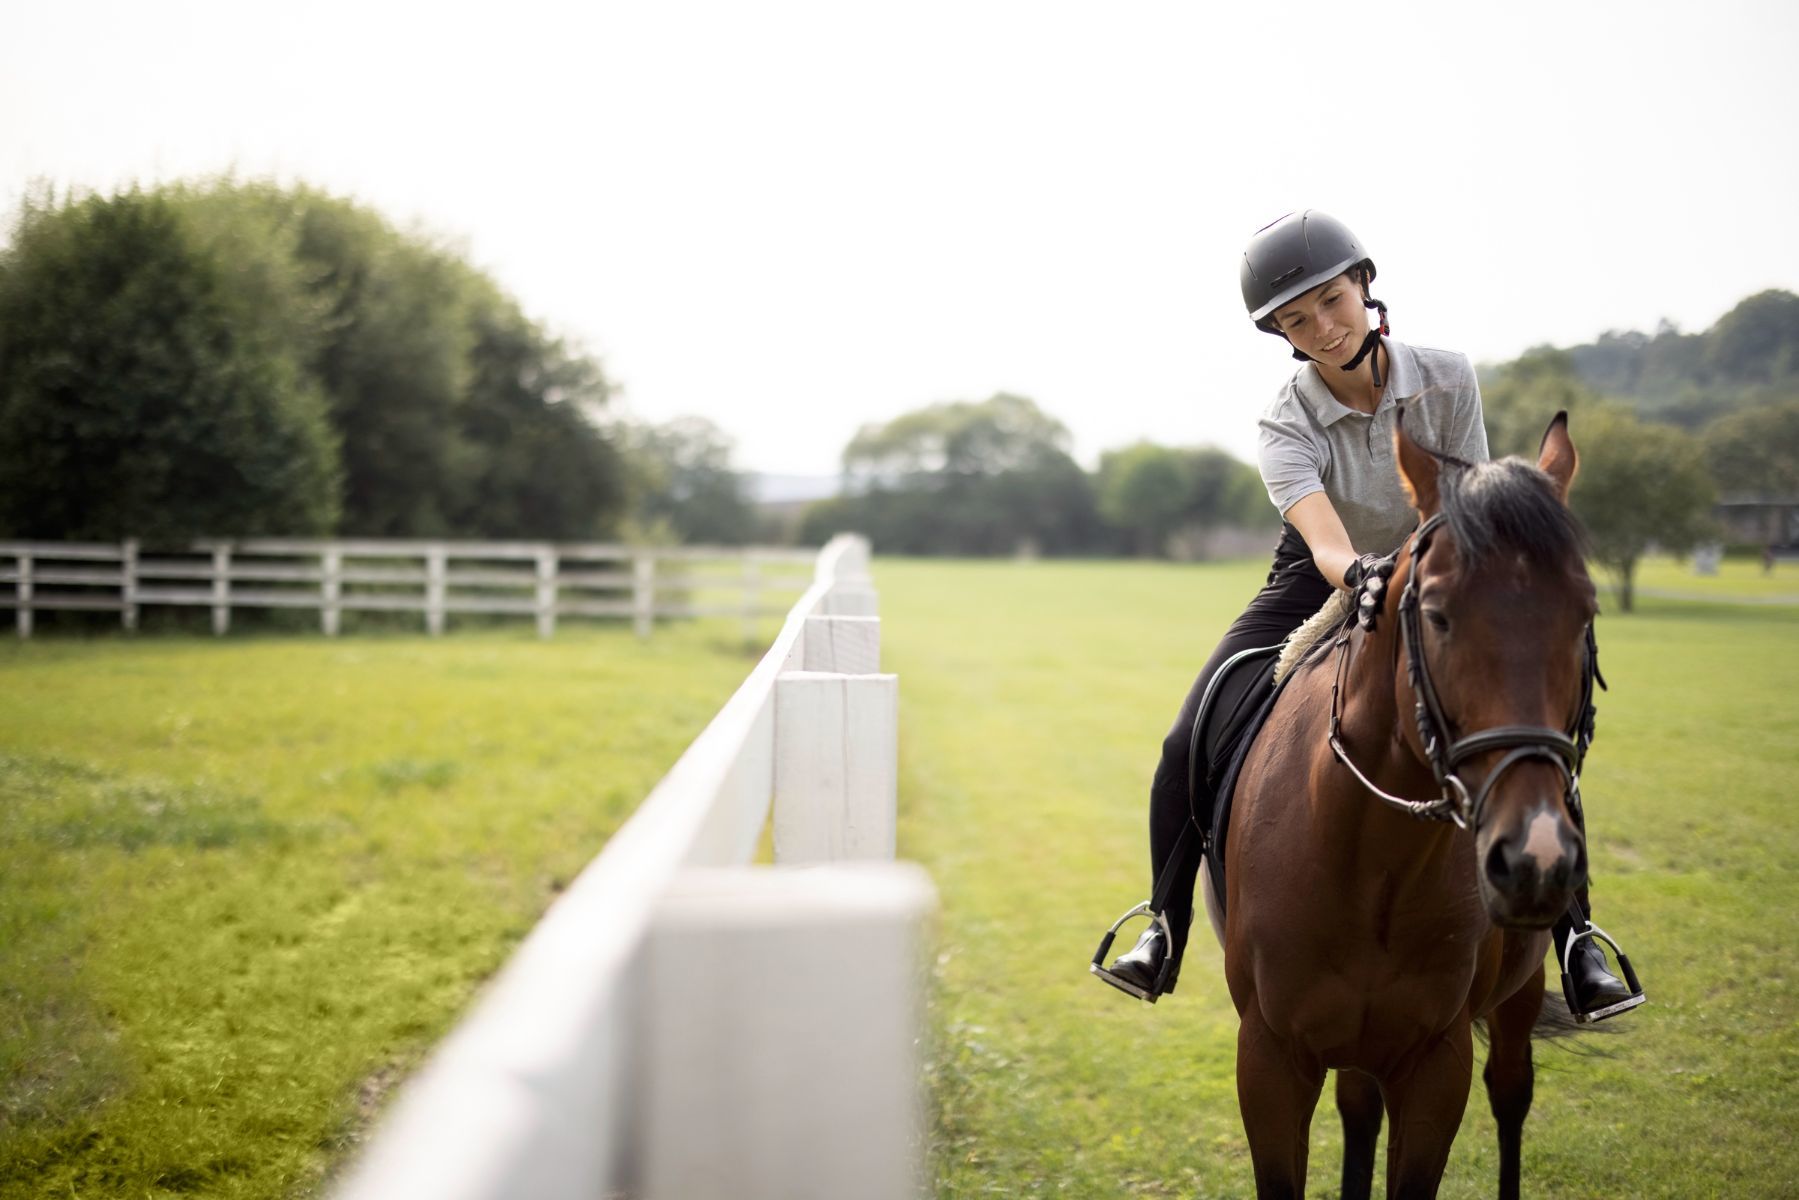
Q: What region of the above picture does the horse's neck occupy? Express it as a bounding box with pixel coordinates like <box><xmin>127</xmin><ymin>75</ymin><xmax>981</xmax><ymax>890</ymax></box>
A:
<box><xmin>1324</xmin><ymin>624</ymin><xmax>1446</xmax><ymax>841</ymax></box>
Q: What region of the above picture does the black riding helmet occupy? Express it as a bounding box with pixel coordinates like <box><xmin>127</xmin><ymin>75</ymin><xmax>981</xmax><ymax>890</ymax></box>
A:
<box><xmin>1240</xmin><ymin>210</ymin><xmax>1390</xmax><ymax>388</ymax></box>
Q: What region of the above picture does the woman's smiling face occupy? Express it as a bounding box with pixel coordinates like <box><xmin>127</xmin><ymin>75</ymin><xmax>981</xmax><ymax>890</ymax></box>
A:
<box><xmin>1272</xmin><ymin>272</ymin><xmax>1369</xmax><ymax>364</ymax></box>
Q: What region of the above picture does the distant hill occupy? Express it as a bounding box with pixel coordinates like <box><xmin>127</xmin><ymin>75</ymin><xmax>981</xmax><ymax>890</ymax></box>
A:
<box><xmin>1540</xmin><ymin>289</ymin><xmax>1799</xmax><ymax>427</ymax></box>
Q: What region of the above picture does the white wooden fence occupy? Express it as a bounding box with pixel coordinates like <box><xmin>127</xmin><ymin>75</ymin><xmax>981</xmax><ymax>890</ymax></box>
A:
<box><xmin>0</xmin><ymin>538</ymin><xmax>819</xmax><ymax>639</ymax></box>
<box><xmin>332</xmin><ymin>533</ymin><xmax>935</xmax><ymax>1200</ymax></box>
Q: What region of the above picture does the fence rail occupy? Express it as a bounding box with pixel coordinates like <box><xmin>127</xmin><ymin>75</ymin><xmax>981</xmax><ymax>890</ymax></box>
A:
<box><xmin>331</xmin><ymin>533</ymin><xmax>932</xmax><ymax>1200</ymax></box>
<box><xmin>0</xmin><ymin>538</ymin><xmax>819</xmax><ymax>638</ymax></box>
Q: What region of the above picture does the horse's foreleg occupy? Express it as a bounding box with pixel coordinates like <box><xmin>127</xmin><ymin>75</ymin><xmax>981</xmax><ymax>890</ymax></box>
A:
<box><xmin>1484</xmin><ymin>965</ymin><xmax>1545</xmax><ymax>1200</ymax></box>
<box><xmin>1380</xmin><ymin>1022</ymin><xmax>1474</xmax><ymax>1200</ymax></box>
<box><xmin>1335</xmin><ymin>1069</ymin><xmax>1383</xmax><ymax>1200</ymax></box>
<box><xmin>1236</xmin><ymin>1005</ymin><xmax>1324</xmax><ymax>1200</ymax></box>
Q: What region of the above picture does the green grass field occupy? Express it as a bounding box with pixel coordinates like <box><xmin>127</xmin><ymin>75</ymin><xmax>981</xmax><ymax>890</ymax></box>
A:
<box><xmin>4</xmin><ymin>557</ymin><xmax>1793</xmax><ymax>1199</ymax></box>
<box><xmin>0</xmin><ymin>622</ymin><xmax>761</xmax><ymax>1199</ymax></box>
<box><xmin>1620</xmin><ymin>553</ymin><xmax>1799</xmax><ymax>603</ymax></box>
<box><xmin>880</xmin><ymin>556</ymin><xmax>1799</xmax><ymax>1199</ymax></box>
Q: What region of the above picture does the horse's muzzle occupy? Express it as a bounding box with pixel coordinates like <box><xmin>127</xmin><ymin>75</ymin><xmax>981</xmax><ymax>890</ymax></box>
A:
<box><xmin>1477</xmin><ymin>807</ymin><xmax>1587</xmax><ymax>928</ymax></box>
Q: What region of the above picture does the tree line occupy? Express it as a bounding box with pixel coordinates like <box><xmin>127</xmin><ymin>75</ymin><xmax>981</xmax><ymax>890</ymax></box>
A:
<box><xmin>1477</xmin><ymin>289</ymin><xmax>1799</xmax><ymax>607</ymax></box>
<box><xmin>798</xmin><ymin>392</ymin><xmax>1274</xmax><ymax>557</ymax></box>
<box><xmin>797</xmin><ymin>289</ymin><xmax>1799</xmax><ymax>609</ymax></box>
<box><xmin>0</xmin><ymin>180</ymin><xmax>752</xmax><ymax>547</ymax></box>
<box><xmin>3</xmin><ymin>178</ymin><xmax>1792</xmax><ymax>609</ymax></box>
<box><xmin>0</xmin><ymin>179</ymin><xmax>1274</xmax><ymax>560</ymax></box>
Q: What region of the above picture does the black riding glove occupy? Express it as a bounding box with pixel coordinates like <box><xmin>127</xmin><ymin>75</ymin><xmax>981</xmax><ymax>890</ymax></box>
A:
<box><xmin>1341</xmin><ymin>552</ymin><xmax>1397</xmax><ymax>632</ymax></box>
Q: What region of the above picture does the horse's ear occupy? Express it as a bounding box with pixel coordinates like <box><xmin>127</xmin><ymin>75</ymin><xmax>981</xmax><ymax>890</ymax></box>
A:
<box><xmin>1394</xmin><ymin>406</ymin><xmax>1441</xmax><ymax>515</ymax></box>
<box><xmin>1537</xmin><ymin>411</ymin><xmax>1579</xmax><ymax>503</ymax></box>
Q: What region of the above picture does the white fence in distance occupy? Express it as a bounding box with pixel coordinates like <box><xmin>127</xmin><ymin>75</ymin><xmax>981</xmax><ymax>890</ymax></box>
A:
<box><xmin>331</xmin><ymin>533</ymin><xmax>935</xmax><ymax>1200</ymax></box>
<box><xmin>0</xmin><ymin>538</ymin><xmax>819</xmax><ymax>639</ymax></box>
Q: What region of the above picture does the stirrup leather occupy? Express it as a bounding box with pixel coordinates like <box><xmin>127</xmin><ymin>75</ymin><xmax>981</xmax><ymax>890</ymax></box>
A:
<box><xmin>1089</xmin><ymin>902</ymin><xmax>1175</xmax><ymax>1003</ymax></box>
<box><xmin>1560</xmin><ymin>922</ymin><xmax>1646</xmax><ymax>1023</ymax></box>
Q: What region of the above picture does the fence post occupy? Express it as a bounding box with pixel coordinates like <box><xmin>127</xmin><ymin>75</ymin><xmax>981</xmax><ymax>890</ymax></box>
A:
<box><xmin>773</xmin><ymin>671</ymin><xmax>899</xmax><ymax>862</ymax></box>
<box><xmin>121</xmin><ymin>539</ymin><xmax>138</xmax><ymax>632</ymax></box>
<box><xmin>800</xmin><ymin>615</ymin><xmax>881</xmax><ymax>675</ymax></box>
<box><xmin>536</xmin><ymin>547</ymin><xmax>557</xmax><ymax>640</ymax></box>
<box><xmin>641</xmin><ymin>864</ymin><xmax>934</xmax><ymax>1200</ymax></box>
<box><xmin>211</xmin><ymin>545</ymin><xmax>231</xmax><ymax>636</ymax></box>
<box><xmin>426</xmin><ymin>546</ymin><xmax>446</xmax><ymax>637</ymax></box>
<box><xmin>16</xmin><ymin>551</ymin><xmax>31</xmax><ymax>639</ymax></box>
<box><xmin>633</xmin><ymin>553</ymin><xmax>655</xmax><ymax>640</ymax></box>
<box><xmin>322</xmin><ymin>548</ymin><xmax>342</xmax><ymax>637</ymax></box>
<box><xmin>823</xmin><ymin>583</ymin><xmax>879</xmax><ymax>616</ymax></box>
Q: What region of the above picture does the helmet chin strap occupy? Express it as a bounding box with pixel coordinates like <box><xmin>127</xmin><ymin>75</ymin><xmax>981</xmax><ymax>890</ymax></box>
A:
<box><xmin>1341</xmin><ymin>295</ymin><xmax>1389</xmax><ymax>389</ymax></box>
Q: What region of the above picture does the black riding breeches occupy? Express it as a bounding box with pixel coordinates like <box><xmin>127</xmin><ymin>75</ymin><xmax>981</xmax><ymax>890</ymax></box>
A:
<box><xmin>1148</xmin><ymin>523</ymin><xmax>1333</xmax><ymax>971</ymax></box>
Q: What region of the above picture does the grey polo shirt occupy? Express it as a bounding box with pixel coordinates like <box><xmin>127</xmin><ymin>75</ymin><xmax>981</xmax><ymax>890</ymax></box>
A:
<box><xmin>1256</xmin><ymin>338</ymin><xmax>1489</xmax><ymax>555</ymax></box>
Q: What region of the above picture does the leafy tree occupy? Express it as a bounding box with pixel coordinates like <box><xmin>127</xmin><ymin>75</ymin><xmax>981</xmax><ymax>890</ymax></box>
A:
<box><xmin>625</xmin><ymin>416</ymin><xmax>754</xmax><ymax>544</ymax></box>
<box><xmin>452</xmin><ymin>285</ymin><xmax>625</xmax><ymax>538</ymax></box>
<box><xmin>0</xmin><ymin>186</ymin><xmax>340</xmax><ymax>540</ymax></box>
<box><xmin>809</xmin><ymin>393</ymin><xmax>1101</xmax><ymax>555</ymax></box>
<box><xmin>1704</xmin><ymin>290</ymin><xmax>1799</xmax><ymax>386</ymax></box>
<box><xmin>1098</xmin><ymin>442</ymin><xmax>1190</xmax><ymax>555</ymax></box>
<box><xmin>1098</xmin><ymin>443</ymin><xmax>1272</xmax><ymax>557</ymax></box>
<box><xmin>230</xmin><ymin>183</ymin><xmax>481</xmax><ymax>535</ymax></box>
<box><xmin>1568</xmin><ymin>406</ymin><xmax>1716</xmax><ymax>611</ymax></box>
<box><xmin>235</xmin><ymin>183</ymin><xmax>625</xmax><ymax>539</ymax></box>
<box><xmin>843</xmin><ymin>392</ymin><xmax>1074</xmax><ymax>485</ymax></box>
<box><xmin>1183</xmin><ymin>446</ymin><xmax>1275</xmax><ymax>533</ymax></box>
<box><xmin>1702</xmin><ymin>399</ymin><xmax>1799</xmax><ymax>514</ymax></box>
<box><xmin>1479</xmin><ymin>348</ymin><xmax>1603</xmax><ymax>459</ymax></box>
<box><xmin>0</xmin><ymin>178</ymin><xmax>628</xmax><ymax>543</ymax></box>
<box><xmin>970</xmin><ymin>449</ymin><xmax>1102</xmax><ymax>556</ymax></box>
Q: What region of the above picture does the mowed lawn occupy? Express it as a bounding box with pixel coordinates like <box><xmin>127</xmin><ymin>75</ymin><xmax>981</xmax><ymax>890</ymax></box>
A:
<box><xmin>0</xmin><ymin>622</ymin><xmax>761</xmax><ymax>1199</ymax></box>
<box><xmin>880</xmin><ymin>556</ymin><xmax>1799</xmax><ymax>1199</ymax></box>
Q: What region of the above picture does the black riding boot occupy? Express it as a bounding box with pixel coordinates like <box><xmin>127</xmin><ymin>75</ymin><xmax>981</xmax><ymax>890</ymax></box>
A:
<box><xmin>1091</xmin><ymin>846</ymin><xmax>1196</xmax><ymax>1003</ymax></box>
<box><xmin>1552</xmin><ymin>894</ymin><xmax>1646</xmax><ymax>1023</ymax></box>
<box><xmin>1094</xmin><ymin>528</ymin><xmax>1330</xmax><ymax>1006</ymax></box>
<box><xmin>1108</xmin><ymin>905</ymin><xmax>1193</xmax><ymax>999</ymax></box>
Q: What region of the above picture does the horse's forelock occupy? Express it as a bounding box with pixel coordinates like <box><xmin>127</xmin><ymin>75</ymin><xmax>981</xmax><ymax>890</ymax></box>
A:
<box><xmin>1437</xmin><ymin>457</ymin><xmax>1587</xmax><ymax>569</ymax></box>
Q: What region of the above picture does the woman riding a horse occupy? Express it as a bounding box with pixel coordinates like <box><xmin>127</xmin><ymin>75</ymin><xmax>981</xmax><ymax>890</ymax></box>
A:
<box><xmin>1089</xmin><ymin>210</ymin><xmax>1647</xmax><ymax>1197</ymax></box>
<box><xmin>1096</xmin><ymin>210</ymin><xmax>1642</xmax><ymax>1020</ymax></box>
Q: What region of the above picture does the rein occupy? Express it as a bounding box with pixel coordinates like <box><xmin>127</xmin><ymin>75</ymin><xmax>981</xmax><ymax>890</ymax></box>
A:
<box><xmin>1326</xmin><ymin>512</ymin><xmax>1604</xmax><ymax>831</ymax></box>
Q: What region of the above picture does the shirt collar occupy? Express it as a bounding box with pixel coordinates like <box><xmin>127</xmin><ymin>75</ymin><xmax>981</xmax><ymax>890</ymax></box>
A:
<box><xmin>1383</xmin><ymin>339</ymin><xmax>1424</xmax><ymax>403</ymax></box>
<box><xmin>1295</xmin><ymin>337</ymin><xmax>1422</xmax><ymax>426</ymax></box>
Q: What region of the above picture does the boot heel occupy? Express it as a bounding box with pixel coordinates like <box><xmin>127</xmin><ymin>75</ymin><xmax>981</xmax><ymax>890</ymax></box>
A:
<box><xmin>1089</xmin><ymin>902</ymin><xmax>1175</xmax><ymax>1002</ymax></box>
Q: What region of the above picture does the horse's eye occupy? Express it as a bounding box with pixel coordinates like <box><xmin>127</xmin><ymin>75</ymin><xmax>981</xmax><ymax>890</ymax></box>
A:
<box><xmin>1424</xmin><ymin>608</ymin><xmax>1450</xmax><ymax>632</ymax></box>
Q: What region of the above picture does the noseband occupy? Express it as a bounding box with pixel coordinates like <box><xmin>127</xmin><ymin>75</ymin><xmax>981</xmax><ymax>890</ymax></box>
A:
<box><xmin>1327</xmin><ymin>512</ymin><xmax>1603</xmax><ymax>831</ymax></box>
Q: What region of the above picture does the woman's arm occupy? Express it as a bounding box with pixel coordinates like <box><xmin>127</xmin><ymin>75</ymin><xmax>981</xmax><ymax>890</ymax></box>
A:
<box><xmin>1283</xmin><ymin>491</ymin><xmax>1362</xmax><ymax>589</ymax></box>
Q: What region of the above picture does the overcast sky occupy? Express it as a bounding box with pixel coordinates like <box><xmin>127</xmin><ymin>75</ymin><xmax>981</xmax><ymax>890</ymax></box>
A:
<box><xmin>4</xmin><ymin>0</ymin><xmax>1796</xmax><ymax>476</ymax></box>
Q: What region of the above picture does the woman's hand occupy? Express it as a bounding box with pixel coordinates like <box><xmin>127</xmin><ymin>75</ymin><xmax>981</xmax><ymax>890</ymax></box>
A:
<box><xmin>1342</xmin><ymin>552</ymin><xmax>1398</xmax><ymax>632</ymax></box>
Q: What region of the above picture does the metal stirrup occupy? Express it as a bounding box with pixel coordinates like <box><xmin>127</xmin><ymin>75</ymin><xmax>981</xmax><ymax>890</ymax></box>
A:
<box><xmin>1559</xmin><ymin>922</ymin><xmax>1646</xmax><ymax>1023</ymax></box>
<box><xmin>1089</xmin><ymin>903</ymin><xmax>1175</xmax><ymax>1002</ymax></box>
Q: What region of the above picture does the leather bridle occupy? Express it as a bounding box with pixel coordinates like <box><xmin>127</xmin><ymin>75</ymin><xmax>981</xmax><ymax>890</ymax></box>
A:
<box><xmin>1327</xmin><ymin>512</ymin><xmax>1604</xmax><ymax>832</ymax></box>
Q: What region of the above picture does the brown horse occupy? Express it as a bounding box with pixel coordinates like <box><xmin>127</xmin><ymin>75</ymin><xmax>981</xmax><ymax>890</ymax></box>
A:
<box><xmin>1202</xmin><ymin>412</ymin><xmax>1596</xmax><ymax>1200</ymax></box>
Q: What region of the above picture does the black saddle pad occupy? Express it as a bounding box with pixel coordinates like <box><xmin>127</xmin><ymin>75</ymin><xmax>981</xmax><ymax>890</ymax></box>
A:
<box><xmin>1195</xmin><ymin>646</ymin><xmax>1281</xmax><ymax>775</ymax></box>
<box><xmin>1199</xmin><ymin>649</ymin><xmax>1301</xmax><ymax>922</ymax></box>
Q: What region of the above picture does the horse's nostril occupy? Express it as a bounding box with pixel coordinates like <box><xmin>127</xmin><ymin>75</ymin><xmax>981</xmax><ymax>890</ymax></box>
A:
<box><xmin>1484</xmin><ymin>839</ymin><xmax>1515</xmax><ymax>889</ymax></box>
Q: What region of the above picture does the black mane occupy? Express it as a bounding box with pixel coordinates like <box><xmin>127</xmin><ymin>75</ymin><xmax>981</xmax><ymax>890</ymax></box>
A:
<box><xmin>1436</xmin><ymin>455</ymin><xmax>1586</xmax><ymax>567</ymax></box>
